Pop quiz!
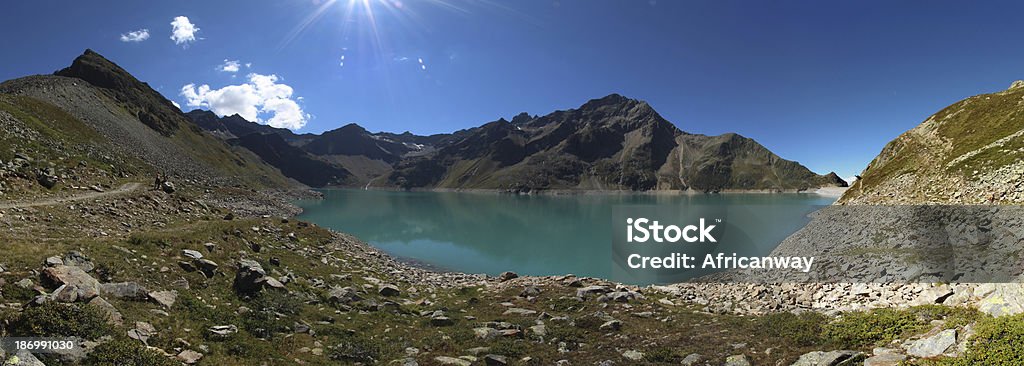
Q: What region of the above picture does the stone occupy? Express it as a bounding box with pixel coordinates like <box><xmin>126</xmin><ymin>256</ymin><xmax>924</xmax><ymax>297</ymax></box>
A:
<box><xmin>149</xmin><ymin>290</ymin><xmax>178</xmax><ymax>308</ymax></box>
<box><xmin>128</xmin><ymin>322</ymin><xmax>157</xmax><ymax>344</ymax></box>
<box><xmin>790</xmin><ymin>350</ymin><xmax>864</xmax><ymax>366</ymax></box>
<box><xmin>906</xmin><ymin>329</ymin><xmax>956</xmax><ymax>358</ymax></box>
<box><xmin>725</xmin><ymin>355</ymin><xmax>752</xmax><ymax>366</ymax></box>
<box><xmin>197</xmin><ymin>259</ymin><xmax>218</xmax><ymax>278</ymax></box>
<box><xmin>976</xmin><ymin>283</ymin><xmax>1024</xmax><ymax>317</ymax></box>
<box><xmin>379</xmin><ymin>284</ymin><xmax>401</xmax><ymax>297</ymax></box>
<box><xmin>599</xmin><ymin>320</ymin><xmax>622</xmax><ymax>331</ymax></box>
<box><xmin>328</xmin><ymin>286</ymin><xmax>362</xmax><ymax>304</ymax></box>
<box><xmin>863</xmin><ymin>353</ymin><xmax>907</xmax><ymax>366</ymax></box>
<box><xmin>262</xmin><ymin>277</ymin><xmax>286</xmax><ymax>291</ymax></box>
<box><xmin>209</xmin><ymin>325</ymin><xmax>239</xmax><ymax>337</ymax></box>
<box><xmin>474</xmin><ymin>327</ymin><xmax>500</xmax><ymax>340</ymax></box>
<box><xmin>204</xmin><ymin>242</ymin><xmax>216</xmax><ymax>252</ymax></box>
<box><xmin>88</xmin><ymin>296</ymin><xmax>123</xmax><ymax>326</ymax></box>
<box><xmin>45</xmin><ymin>256</ymin><xmax>64</xmax><ymax>267</ymax></box>
<box><xmin>99</xmin><ymin>282</ymin><xmax>148</xmax><ymax>300</ymax></box>
<box><xmin>233</xmin><ymin>259</ymin><xmax>266</xmax><ymax>295</ymax></box>
<box><xmin>502</xmin><ymin>308</ymin><xmax>537</xmax><ymax>316</ymax></box>
<box><xmin>622</xmin><ymin>350</ymin><xmax>643</xmax><ymax>361</ymax></box>
<box><xmin>182</xmin><ymin>249</ymin><xmax>203</xmax><ymax>260</ymax></box>
<box><xmin>62</xmin><ymin>251</ymin><xmax>94</xmax><ymax>272</ymax></box>
<box><xmin>9</xmin><ymin>349</ymin><xmax>47</xmax><ymax>366</ymax></box>
<box><xmin>529</xmin><ymin>324</ymin><xmax>547</xmax><ymax>336</ymax></box>
<box><xmin>681</xmin><ymin>353</ymin><xmax>702</xmax><ymax>366</ymax></box>
<box><xmin>520</xmin><ymin>285</ymin><xmax>541</xmax><ymax>297</ymax></box>
<box><xmin>483</xmin><ymin>354</ymin><xmax>508</xmax><ymax>366</ymax></box>
<box><xmin>176</xmin><ymin>350</ymin><xmax>204</xmax><ymax>364</ymax></box>
<box><xmin>434</xmin><ymin>356</ymin><xmax>471</xmax><ymax>366</ymax></box>
<box><xmin>430</xmin><ymin>316</ymin><xmax>454</xmax><ymax>326</ymax></box>
<box><xmin>576</xmin><ymin>285</ymin><xmax>611</xmax><ymax>298</ymax></box>
<box><xmin>498</xmin><ymin>271</ymin><xmax>519</xmax><ymax>282</ymax></box>
<box><xmin>43</xmin><ymin>265</ymin><xmax>100</xmax><ymax>301</ymax></box>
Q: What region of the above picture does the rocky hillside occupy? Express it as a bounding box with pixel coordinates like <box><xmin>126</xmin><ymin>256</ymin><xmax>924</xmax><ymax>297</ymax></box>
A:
<box><xmin>0</xmin><ymin>50</ymin><xmax>295</xmax><ymax>192</ymax></box>
<box><xmin>191</xmin><ymin>94</ymin><xmax>845</xmax><ymax>192</ymax></box>
<box><xmin>839</xmin><ymin>81</ymin><xmax>1024</xmax><ymax>204</ymax></box>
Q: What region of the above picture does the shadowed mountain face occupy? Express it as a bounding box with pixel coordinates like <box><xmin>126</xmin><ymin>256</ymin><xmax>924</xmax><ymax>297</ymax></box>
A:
<box><xmin>191</xmin><ymin>94</ymin><xmax>844</xmax><ymax>192</ymax></box>
<box><xmin>230</xmin><ymin>133</ymin><xmax>352</xmax><ymax>187</ymax></box>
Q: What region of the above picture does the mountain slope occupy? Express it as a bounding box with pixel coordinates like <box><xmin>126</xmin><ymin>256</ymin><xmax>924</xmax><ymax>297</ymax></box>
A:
<box><xmin>0</xmin><ymin>49</ymin><xmax>294</xmax><ymax>190</ymax></box>
<box><xmin>839</xmin><ymin>81</ymin><xmax>1024</xmax><ymax>204</ymax></box>
<box><xmin>230</xmin><ymin>133</ymin><xmax>352</xmax><ymax>187</ymax></box>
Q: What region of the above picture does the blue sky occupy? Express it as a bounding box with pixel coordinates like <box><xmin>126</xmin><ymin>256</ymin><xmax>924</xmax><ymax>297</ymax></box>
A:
<box><xmin>3</xmin><ymin>1</ymin><xmax>1024</xmax><ymax>180</ymax></box>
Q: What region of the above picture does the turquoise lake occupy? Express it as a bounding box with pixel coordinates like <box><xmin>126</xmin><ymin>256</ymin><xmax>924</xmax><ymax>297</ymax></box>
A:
<box><xmin>294</xmin><ymin>190</ymin><xmax>836</xmax><ymax>283</ymax></box>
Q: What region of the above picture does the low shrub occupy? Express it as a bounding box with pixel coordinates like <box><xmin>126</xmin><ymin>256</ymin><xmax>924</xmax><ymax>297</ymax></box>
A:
<box><xmin>12</xmin><ymin>302</ymin><xmax>111</xmax><ymax>340</ymax></box>
<box><xmin>84</xmin><ymin>339</ymin><xmax>179</xmax><ymax>366</ymax></box>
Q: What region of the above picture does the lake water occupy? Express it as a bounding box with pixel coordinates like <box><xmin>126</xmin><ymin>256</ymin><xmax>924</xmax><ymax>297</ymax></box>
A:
<box><xmin>295</xmin><ymin>190</ymin><xmax>836</xmax><ymax>284</ymax></box>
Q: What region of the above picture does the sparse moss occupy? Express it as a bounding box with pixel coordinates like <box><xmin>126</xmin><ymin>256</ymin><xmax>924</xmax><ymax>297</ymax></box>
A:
<box><xmin>84</xmin><ymin>339</ymin><xmax>180</xmax><ymax>366</ymax></box>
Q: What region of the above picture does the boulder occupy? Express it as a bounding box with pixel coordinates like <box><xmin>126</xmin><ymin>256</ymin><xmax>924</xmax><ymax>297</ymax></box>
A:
<box><xmin>176</xmin><ymin>350</ymin><xmax>204</xmax><ymax>365</ymax></box>
<box><xmin>483</xmin><ymin>354</ymin><xmax>508</xmax><ymax>366</ymax></box>
<box><xmin>328</xmin><ymin>287</ymin><xmax>362</xmax><ymax>304</ymax></box>
<box><xmin>43</xmin><ymin>265</ymin><xmax>100</xmax><ymax>301</ymax></box>
<box><xmin>576</xmin><ymin>285</ymin><xmax>611</xmax><ymax>298</ymax></box>
<box><xmin>906</xmin><ymin>329</ymin><xmax>956</xmax><ymax>358</ymax></box>
<box><xmin>502</xmin><ymin>308</ymin><xmax>537</xmax><ymax>316</ymax></box>
<box><xmin>182</xmin><ymin>249</ymin><xmax>203</xmax><ymax>260</ymax></box>
<box><xmin>62</xmin><ymin>251</ymin><xmax>95</xmax><ymax>272</ymax></box>
<box><xmin>233</xmin><ymin>259</ymin><xmax>266</xmax><ymax>295</ymax></box>
<box><xmin>88</xmin><ymin>296</ymin><xmax>124</xmax><ymax>326</ymax></box>
<box><xmin>208</xmin><ymin>325</ymin><xmax>238</xmax><ymax>337</ymax></box>
<box><xmin>681</xmin><ymin>353</ymin><xmax>702</xmax><ymax>366</ymax></box>
<box><xmin>498</xmin><ymin>271</ymin><xmax>519</xmax><ymax>282</ymax></box>
<box><xmin>976</xmin><ymin>283</ymin><xmax>1024</xmax><ymax>317</ymax></box>
<box><xmin>149</xmin><ymin>290</ymin><xmax>178</xmax><ymax>308</ymax></box>
<box><xmin>379</xmin><ymin>284</ymin><xmax>401</xmax><ymax>297</ymax></box>
<box><xmin>99</xmin><ymin>282</ymin><xmax>148</xmax><ymax>300</ymax></box>
<box><xmin>197</xmin><ymin>259</ymin><xmax>219</xmax><ymax>278</ymax></box>
<box><xmin>622</xmin><ymin>350</ymin><xmax>644</xmax><ymax>361</ymax></box>
<box><xmin>434</xmin><ymin>356</ymin><xmax>471</xmax><ymax>366</ymax></box>
<box><xmin>790</xmin><ymin>350</ymin><xmax>864</xmax><ymax>365</ymax></box>
<box><xmin>725</xmin><ymin>355</ymin><xmax>752</xmax><ymax>366</ymax></box>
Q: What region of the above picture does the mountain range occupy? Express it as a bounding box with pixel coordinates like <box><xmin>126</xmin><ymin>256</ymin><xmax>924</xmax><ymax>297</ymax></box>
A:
<box><xmin>187</xmin><ymin>93</ymin><xmax>846</xmax><ymax>193</ymax></box>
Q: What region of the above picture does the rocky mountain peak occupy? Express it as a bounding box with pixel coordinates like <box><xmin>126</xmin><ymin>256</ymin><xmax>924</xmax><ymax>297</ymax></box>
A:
<box><xmin>1009</xmin><ymin>80</ymin><xmax>1024</xmax><ymax>90</ymax></box>
<box><xmin>55</xmin><ymin>49</ymin><xmax>184</xmax><ymax>135</ymax></box>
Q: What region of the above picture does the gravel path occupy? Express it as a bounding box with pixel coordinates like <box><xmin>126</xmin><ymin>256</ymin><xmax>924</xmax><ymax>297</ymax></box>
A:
<box><xmin>0</xmin><ymin>182</ymin><xmax>142</xmax><ymax>209</ymax></box>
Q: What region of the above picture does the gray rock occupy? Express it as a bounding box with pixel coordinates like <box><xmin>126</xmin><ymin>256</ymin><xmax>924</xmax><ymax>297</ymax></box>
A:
<box><xmin>473</xmin><ymin>327</ymin><xmax>500</xmax><ymax>340</ymax></box>
<box><xmin>233</xmin><ymin>259</ymin><xmax>266</xmax><ymax>295</ymax></box>
<box><xmin>149</xmin><ymin>290</ymin><xmax>178</xmax><ymax>308</ymax></box>
<box><xmin>863</xmin><ymin>352</ymin><xmax>907</xmax><ymax>366</ymax></box>
<box><xmin>430</xmin><ymin>316</ymin><xmax>454</xmax><ymax>326</ymax></box>
<box><xmin>576</xmin><ymin>285</ymin><xmax>611</xmax><ymax>298</ymax></box>
<box><xmin>8</xmin><ymin>349</ymin><xmax>46</xmax><ymax>366</ymax></box>
<box><xmin>599</xmin><ymin>320</ymin><xmax>622</xmax><ymax>331</ymax></box>
<box><xmin>498</xmin><ymin>271</ymin><xmax>518</xmax><ymax>282</ymax></box>
<box><xmin>379</xmin><ymin>284</ymin><xmax>400</xmax><ymax>297</ymax></box>
<box><xmin>502</xmin><ymin>308</ymin><xmax>537</xmax><ymax>316</ymax></box>
<box><xmin>976</xmin><ymin>284</ymin><xmax>1024</xmax><ymax>317</ymax></box>
<box><xmin>327</xmin><ymin>286</ymin><xmax>362</xmax><ymax>304</ymax></box>
<box><xmin>906</xmin><ymin>329</ymin><xmax>956</xmax><ymax>358</ymax></box>
<box><xmin>790</xmin><ymin>350</ymin><xmax>864</xmax><ymax>365</ymax></box>
<box><xmin>483</xmin><ymin>354</ymin><xmax>508</xmax><ymax>366</ymax></box>
<box><xmin>43</xmin><ymin>265</ymin><xmax>100</xmax><ymax>301</ymax></box>
<box><xmin>529</xmin><ymin>324</ymin><xmax>547</xmax><ymax>336</ymax></box>
<box><xmin>622</xmin><ymin>350</ymin><xmax>643</xmax><ymax>361</ymax></box>
<box><xmin>681</xmin><ymin>353</ymin><xmax>702</xmax><ymax>366</ymax></box>
<box><xmin>182</xmin><ymin>249</ymin><xmax>203</xmax><ymax>260</ymax></box>
<box><xmin>45</xmin><ymin>256</ymin><xmax>64</xmax><ymax>267</ymax></box>
<box><xmin>197</xmin><ymin>259</ymin><xmax>218</xmax><ymax>278</ymax></box>
<box><xmin>62</xmin><ymin>251</ymin><xmax>94</xmax><ymax>272</ymax></box>
<box><xmin>88</xmin><ymin>296</ymin><xmax>123</xmax><ymax>326</ymax></box>
<box><xmin>434</xmin><ymin>356</ymin><xmax>471</xmax><ymax>366</ymax></box>
<box><xmin>520</xmin><ymin>285</ymin><xmax>541</xmax><ymax>297</ymax></box>
<box><xmin>99</xmin><ymin>282</ymin><xmax>148</xmax><ymax>300</ymax></box>
<box><xmin>725</xmin><ymin>354</ymin><xmax>752</xmax><ymax>366</ymax></box>
<box><xmin>208</xmin><ymin>325</ymin><xmax>238</xmax><ymax>337</ymax></box>
<box><xmin>176</xmin><ymin>350</ymin><xmax>203</xmax><ymax>364</ymax></box>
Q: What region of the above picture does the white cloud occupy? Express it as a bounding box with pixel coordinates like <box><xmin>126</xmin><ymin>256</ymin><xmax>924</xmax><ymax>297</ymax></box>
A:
<box><xmin>180</xmin><ymin>73</ymin><xmax>308</xmax><ymax>130</ymax></box>
<box><xmin>218</xmin><ymin>59</ymin><xmax>241</xmax><ymax>73</ymax></box>
<box><xmin>170</xmin><ymin>16</ymin><xmax>199</xmax><ymax>46</ymax></box>
<box><xmin>845</xmin><ymin>176</ymin><xmax>859</xmax><ymax>184</ymax></box>
<box><xmin>120</xmin><ymin>29</ymin><xmax>150</xmax><ymax>42</ymax></box>
<box><xmin>171</xmin><ymin>100</ymin><xmax>182</xmax><ymax>110</ymax></box>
